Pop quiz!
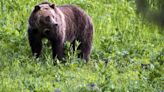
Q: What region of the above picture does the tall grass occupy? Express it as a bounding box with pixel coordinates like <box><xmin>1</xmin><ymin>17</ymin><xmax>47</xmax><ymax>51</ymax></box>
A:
<box><xmin>0</xmin><ymin>0</ymin><xmax>163</xmax><ymax>91</ymax></box>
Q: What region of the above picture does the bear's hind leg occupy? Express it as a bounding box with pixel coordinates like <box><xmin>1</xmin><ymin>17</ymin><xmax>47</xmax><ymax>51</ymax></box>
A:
<box><xmin>79</xmin><ymin>41</ymin><xmax>92</xmax><ymax>62</ymax></box>
<box><xmin>79</xmin><ymin>20</ymin><xmax>93</xmax><ymax>62</ymax></box>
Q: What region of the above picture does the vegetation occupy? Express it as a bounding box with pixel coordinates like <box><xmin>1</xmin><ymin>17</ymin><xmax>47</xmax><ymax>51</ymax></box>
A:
<box><xmin>0</xmin><ymin>0</ymin><xmax>163</xmax><ymax>91</ymax></box>
<box><xmin>136</xmin><ymin>0</ymin><xmax>164</xmax><ymax>27</ymax></box>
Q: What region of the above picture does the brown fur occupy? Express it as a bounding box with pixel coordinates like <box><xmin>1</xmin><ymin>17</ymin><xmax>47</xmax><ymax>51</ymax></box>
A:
<box><xmin>27</xmin><ymin>2</ymin><xmax>93</xmax><ymax>62</ymax></box>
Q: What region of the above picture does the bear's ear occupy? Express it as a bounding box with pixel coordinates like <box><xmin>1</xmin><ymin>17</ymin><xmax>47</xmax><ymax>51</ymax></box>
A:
<box><xmin>49</xmin><ymin>4</ymin><xmax>55</xmax><ymax>9</ymax></box>
<box><xmin>34</xmin><ymin>5</ymin><xmax>40</xmax><ymax>12</ymax></box>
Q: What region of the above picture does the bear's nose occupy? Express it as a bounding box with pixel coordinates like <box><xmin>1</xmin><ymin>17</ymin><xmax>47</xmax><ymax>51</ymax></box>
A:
<box><xmin>43</xmin><ymin>29</ymin><xmax>50</xmax><ymax>35</ymax></box>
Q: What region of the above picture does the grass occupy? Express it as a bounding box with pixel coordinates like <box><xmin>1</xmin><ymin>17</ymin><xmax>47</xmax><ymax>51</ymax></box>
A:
<box><xmin>0</xmin><ymin>0</ymin><xmax>164</xmax><ymax>92</ymax></box>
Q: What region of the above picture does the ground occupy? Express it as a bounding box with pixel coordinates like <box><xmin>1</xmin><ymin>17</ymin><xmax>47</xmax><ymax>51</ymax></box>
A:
<box><xmin>0</xmin><ymin>0</ymin><xmax>163</xmax><ymax>92</ymax></box>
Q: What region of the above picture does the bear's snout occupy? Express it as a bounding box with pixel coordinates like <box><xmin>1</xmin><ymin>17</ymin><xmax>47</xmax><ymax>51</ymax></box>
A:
<box><xmin>43</xmin><ymin>29</ymin><xmax>50</xmax><ymax>35</ymax></box>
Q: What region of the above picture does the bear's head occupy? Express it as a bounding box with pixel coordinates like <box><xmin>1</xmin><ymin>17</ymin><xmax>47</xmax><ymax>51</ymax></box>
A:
<box><xmin>32</xmin><ymin>2</ymin><xmax>58</xmax><ymax>35</ymax></box>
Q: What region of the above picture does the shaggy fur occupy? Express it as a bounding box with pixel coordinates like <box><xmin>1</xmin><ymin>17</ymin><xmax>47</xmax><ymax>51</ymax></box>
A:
<box><xmin>28</xmin><ymin>2</ymin><xmax>93</xmax><ymax>62</ymax></box>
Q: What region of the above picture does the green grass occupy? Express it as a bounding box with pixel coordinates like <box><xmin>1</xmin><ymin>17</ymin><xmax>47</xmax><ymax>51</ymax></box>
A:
<box><xmin>0</xmin><ymin>0</ymin><xmax>164</xmax><ymax>92</ymax></box>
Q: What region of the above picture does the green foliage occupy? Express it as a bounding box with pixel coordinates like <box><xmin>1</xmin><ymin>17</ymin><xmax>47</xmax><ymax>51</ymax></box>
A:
<box><xmin>0</xmin><ymin>0</ymin><xmax>163</xmax><ymax>92</ymax></box>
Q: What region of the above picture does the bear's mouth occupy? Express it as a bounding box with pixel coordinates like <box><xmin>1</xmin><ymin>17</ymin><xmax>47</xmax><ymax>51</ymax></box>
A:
<box><xmin>43</xmin><ymin>28</ymin><xmax>50</xmax><ymax>35</ymax></box>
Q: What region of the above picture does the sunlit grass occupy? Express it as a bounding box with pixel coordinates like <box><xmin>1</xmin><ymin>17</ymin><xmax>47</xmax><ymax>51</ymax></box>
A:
<box><xmin>0</xmin><ymin>0</ymin><xmax>163</xmax><ymax>91</ymax></box>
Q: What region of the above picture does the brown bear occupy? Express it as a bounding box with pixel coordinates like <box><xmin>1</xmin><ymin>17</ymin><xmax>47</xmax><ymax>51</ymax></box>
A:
<box><xmin>27</xmin><ymin>2</ymin><xmax>93</xmax><ymax>62</ymax></box>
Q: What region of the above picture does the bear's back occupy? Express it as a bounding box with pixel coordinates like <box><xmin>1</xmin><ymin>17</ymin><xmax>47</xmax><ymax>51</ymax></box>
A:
<box><xmin>57</xmin><ymin>5</ymin><xmax>92</xmax><ymax>42</ymax></box>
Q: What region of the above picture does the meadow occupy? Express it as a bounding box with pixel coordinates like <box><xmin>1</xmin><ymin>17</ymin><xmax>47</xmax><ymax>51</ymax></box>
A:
<box><xmin>0</xmin><ymin>0</ymin><xmax>163</xmax><ymax>91</ymax></box>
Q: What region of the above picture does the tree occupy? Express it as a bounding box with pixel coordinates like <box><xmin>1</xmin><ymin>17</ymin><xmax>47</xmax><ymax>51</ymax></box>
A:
<box><xmin>136</xmin><ymin>0</ymin><xmax>164</xmax><ymax>27</ymax></box>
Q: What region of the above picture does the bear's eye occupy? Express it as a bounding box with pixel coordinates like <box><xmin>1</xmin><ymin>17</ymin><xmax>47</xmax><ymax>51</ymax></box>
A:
<box><xmin>44</xmin><ymin>8</ymin><xmax>49</xmax><ymax>10</ymax></box>
<box><xmin>50</xmin><ymin>23</ymin><xmax>58</xmax><ymax>28</ymax></box>
<box><xmin>54</xmin><ymin>23</ymin><xmax>58</xmax><ymax>27</ymax></box>
<box><xmin>46</xmin><ymin>16</ymin><xmax>50</xmax><ymax>22</ymax></box>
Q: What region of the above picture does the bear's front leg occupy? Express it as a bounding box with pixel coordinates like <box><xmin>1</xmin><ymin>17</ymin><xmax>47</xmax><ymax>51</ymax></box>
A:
<box><xmin>51</xmin><ymin>40</ymin><xmax>64</xmax><ymax>60</ymax></box>
<box><xmin>28</xmin><ymin>28</ymin><xmax>42</xmax><ymax>58</ymax></box>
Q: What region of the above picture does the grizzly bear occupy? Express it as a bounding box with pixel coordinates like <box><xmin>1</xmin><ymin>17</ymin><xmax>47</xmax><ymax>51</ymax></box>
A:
<box><xmin>27</xmin><ymin>2</ymin><xmax>93</xmax><ymax>62</ymax></box>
